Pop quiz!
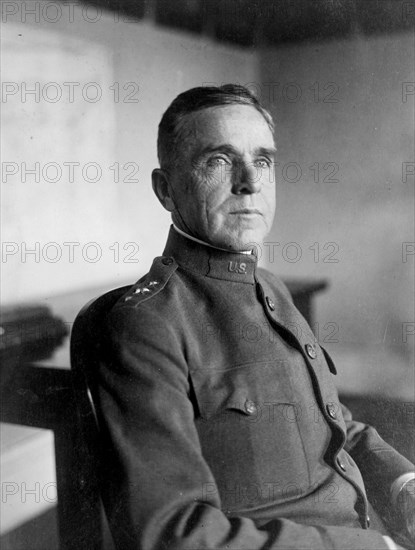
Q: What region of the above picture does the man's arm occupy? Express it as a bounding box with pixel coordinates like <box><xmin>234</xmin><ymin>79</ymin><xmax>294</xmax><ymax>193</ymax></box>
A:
<box><xmin>391</xmin><ymin>477</ymin><xmax>415</xmax><ymax>549</ymax></box>
<box><xmin>341</xmin><ymin>404</ymin><xmax>414</xmax><ymax>546</ymax></box>
<box><xmin>93</xmin><ymin>303</ymin><xmax>398</xmax><ymax>550</ymax></box>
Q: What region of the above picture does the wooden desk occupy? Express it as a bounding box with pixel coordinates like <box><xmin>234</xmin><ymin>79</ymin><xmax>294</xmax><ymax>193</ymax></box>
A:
<box><xmin>1</xmin><ymin>362</ymin><xmax>92</xmax><ymax>549</ymax></box>
<box><xmin>0</xmin><ymin>279</ymin><xmax>328</xmax><ymax>550</ymax></box>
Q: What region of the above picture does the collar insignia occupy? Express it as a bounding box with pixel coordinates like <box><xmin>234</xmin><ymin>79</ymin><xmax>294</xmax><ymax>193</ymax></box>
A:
<box><xmin>228</xmin><ymin>261</ymin><xmax>247</xmax><ymax>274</ymax></box>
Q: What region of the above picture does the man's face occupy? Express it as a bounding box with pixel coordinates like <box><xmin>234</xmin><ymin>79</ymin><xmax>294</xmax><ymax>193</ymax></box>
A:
<box><xmin>168</xmin><ymin>104</ymin><xmax>277</xmax><ymax>251</ymax></box>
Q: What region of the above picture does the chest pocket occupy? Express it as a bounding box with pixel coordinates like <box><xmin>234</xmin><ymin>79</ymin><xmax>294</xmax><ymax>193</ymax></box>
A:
<box><xmin>190</xmin><ymin>361</ymin><xmax>312</xmax><ymax>514</ymax></box>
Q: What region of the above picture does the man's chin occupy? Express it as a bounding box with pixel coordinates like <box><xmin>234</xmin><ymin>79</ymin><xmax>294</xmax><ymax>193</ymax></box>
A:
<box><xmin>216</xmin><ymin>230</ymin><xmax>267</xmax><ymax>253</ymax></box>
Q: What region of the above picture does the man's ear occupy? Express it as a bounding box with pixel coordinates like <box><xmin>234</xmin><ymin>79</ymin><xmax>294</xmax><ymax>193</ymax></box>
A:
<box><xmin>151</xmin><ymin>169</ymin><xmax>175</xmax><ymax>212</ymax></box>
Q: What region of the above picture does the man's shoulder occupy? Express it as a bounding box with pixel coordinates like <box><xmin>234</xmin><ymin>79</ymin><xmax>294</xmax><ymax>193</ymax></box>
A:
<box><xmin>106</xmin><ymin>262</ymin><xmax>293</xmax><ymax>315</ymax></box>
<box><xmin>101</xmin><ymin>255</ymin><xmax>182</xmax><ymax>344</ymax></box>
<box><xmin>111</xmin><ymin>255</ymin><xmax>179</xmax><ymax>313</ymax></box>
<box><xmin>256</xmin><ymin>267</ymin><xmax>293</xmax><ymax>302</ymax></box>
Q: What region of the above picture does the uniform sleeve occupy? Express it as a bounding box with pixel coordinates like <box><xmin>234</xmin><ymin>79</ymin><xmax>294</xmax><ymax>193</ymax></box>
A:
<box><xmin>95</xmin><ymin>304</ymin><xmax>392</xmax><ymax>550</ymax></box>
<box><xmin>341</xmin><ymin>403</ymin><xmax>414</xmax><ymax>519</ymax></box>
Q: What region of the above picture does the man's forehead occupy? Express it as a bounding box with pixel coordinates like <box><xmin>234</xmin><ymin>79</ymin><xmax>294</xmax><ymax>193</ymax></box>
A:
<box><xmin>190</xmin><ymin>103</ymin><xmax>270</xmax><ymax>128</ymax></box>
<box><xmin>180</xmin><ymin>104</ymin><xmax>274</xmax><ymax>151</ymax></box>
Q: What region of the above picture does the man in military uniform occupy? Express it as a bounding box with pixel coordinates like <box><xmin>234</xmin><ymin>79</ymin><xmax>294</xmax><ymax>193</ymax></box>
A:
<box><xmin>97</xmin><ymin>85</ymin><xmax>414</xmax><ymax>549</ymax></box>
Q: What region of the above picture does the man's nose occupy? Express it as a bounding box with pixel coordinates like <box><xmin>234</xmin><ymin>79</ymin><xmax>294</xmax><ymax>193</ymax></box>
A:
<box><xmin>231</xmin><ymin>162</ymin><xmax>260</xmax><ymax>195</ymax></box>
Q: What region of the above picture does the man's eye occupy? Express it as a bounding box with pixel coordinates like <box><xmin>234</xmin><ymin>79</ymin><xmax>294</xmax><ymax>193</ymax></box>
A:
<box><xmin>207</xmin><ymin>156</ymin><xmax>230</xmax><ymax>167</ymax></box>
<box><xmin>255</xmin><ymin>158</ymin><xmax>272</xmax><ymax>168</ymax></box>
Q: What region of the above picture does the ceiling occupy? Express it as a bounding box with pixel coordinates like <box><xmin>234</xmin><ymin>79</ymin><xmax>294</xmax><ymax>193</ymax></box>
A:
<box><xmin>83</xmin><ymin>0</ymin><xmax>415</xmax><ymax>47</ymax></box>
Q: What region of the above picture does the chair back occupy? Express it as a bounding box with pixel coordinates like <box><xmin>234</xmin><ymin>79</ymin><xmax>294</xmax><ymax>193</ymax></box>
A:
<box><xmin>70</xmin><ymin>285</ymin><xmax>131</xmax><ymax>549</ymax></box>
<box><xmin>71</xmin><ymin>286</ymin><xmax>130</xmax><ymax>414</ymax></box>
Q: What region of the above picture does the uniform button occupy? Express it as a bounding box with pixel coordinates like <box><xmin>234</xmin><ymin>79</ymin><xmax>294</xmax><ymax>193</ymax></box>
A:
<box><xmin>266</xmin><ymin>296</ymin><xmax>275</xmax><ymax>311</ymax></box>
<box><xmin>337</xmin><ymin>458</ymin><xmax>346</xmax><ymax>472</ymax></box>
<box><xmin>366</xmin><ymin>515</ymin><xmax>370</xmax><ymax>528</ymax></box>
<box><xmin>162</xmin><ymin>257</ymin><xmax>174</xmax><ymax>266</ymax></box>
<box><xmin>305</xmin><ymin>343</ymin><xmax>317</xmax><ymax>359</ymax></box>
<box><xmin>244</xmin><ymin>400</ymin><xmax>257</xmax><ymax>415</ymax></box>
<box><xmin>326</xmin><ymin>403</ymin><xmax>337</xmax><ymax>419</ymax></box>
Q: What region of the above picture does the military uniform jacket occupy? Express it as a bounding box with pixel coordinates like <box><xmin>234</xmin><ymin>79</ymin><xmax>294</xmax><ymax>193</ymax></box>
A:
<box><xmin>97</xmin><ymin>227</ymin><xmax>413</xmax><ymax>550</ymax></box>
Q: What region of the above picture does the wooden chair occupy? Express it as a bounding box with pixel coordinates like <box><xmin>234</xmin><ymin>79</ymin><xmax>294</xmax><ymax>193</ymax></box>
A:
<box><xmin>70</xmin><ymin>285</ymin><xmax>131</xmax><ymax>550</ymax></box>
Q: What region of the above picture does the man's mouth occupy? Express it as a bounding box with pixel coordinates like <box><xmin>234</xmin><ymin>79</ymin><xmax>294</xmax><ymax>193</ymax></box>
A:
<box><xmin>229</xmin><ymin>208</ymin><xmax>262</xmax><ymax>216</ymax></box>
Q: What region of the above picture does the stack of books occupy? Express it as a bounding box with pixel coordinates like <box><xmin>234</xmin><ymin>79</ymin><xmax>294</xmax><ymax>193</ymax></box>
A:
<box><xmin>0</xmin><ymin>306</ymin><xmax>68</xmax><ymax>364</ymax></box>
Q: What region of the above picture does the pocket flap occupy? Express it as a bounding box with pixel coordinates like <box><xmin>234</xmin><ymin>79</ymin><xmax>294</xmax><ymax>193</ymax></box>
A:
<box><xmin>190</xmin><ymin>361</ymin><xmax>296</xmax><ymax>420</ymax></box>
<box><xmin>197</xmin><ymin>388</ymin><xmax>259</xmax><ymax>419</ymax></box>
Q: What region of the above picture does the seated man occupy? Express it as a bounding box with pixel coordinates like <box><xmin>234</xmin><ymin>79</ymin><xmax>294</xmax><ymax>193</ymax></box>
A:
<box><xmin>95</xmin><ymin>85</ymin><xmax>414</xmax><ymax>549</ymax></box>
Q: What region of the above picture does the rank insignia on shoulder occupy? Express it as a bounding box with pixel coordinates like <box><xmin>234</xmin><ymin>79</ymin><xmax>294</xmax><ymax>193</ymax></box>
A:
<box><xmin>134</xmin><ymin>287</ymin><xmax>151</xmax><ymax>295</ymax></box>
<box><xmin>121</xmin><ymin>256</ymin><xmax>178</xmax><ymax>305</ymax></box>
<box><xmin>124</xmin><ymin>282</ymin><xmax>156</xmax><ymax>302</ymax></box>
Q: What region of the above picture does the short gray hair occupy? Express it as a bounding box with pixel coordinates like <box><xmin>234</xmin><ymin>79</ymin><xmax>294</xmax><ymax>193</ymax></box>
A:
<box><xmin>157</xmin><ymin>84</ymin><xmax>274</xmax><ymax>171</ymax></box>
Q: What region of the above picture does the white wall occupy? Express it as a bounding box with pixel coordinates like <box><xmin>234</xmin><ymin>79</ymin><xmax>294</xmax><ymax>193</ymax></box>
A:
<box><xmin>2</xmin><ymin>5</ymin><xmax>259</xmax><ymax>305</ymax></box>
<box><xmin>1</xmin><ymin>4</ymin><xmax>259</xmax><ymax>534</ymax></box>
<box><xmin>259</xmin><ymin>32</ymin><xmax>414</xmax><ymax>396</ymax></box>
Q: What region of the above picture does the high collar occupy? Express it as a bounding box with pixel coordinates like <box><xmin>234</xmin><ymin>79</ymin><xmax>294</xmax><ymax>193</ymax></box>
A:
<box><xmin>163</xmin><ymin>226</ymin><xmax>258</xmax><ymax>284</ymax></box>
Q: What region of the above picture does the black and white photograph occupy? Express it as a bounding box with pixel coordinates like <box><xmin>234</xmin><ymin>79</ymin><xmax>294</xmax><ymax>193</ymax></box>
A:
<box><xmin>1</xmin><ymin>1</ymin><xmax>414</xmax><ymax>549</ymax></box>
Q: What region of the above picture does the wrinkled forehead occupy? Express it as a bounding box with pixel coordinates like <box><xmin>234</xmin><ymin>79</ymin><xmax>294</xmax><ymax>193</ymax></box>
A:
<box><xmin>176</xmin><ymin>104</ymin><xmax>275</xmax><ymax>159</ymax></box>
